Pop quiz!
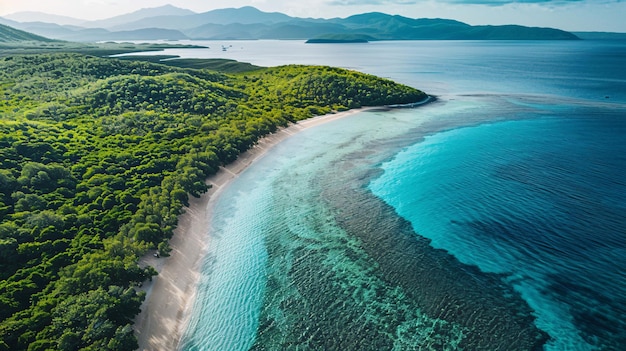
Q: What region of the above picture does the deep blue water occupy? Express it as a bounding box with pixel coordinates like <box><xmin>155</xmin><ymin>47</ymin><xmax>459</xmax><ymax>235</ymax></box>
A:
<box><xmin>370</xmin><ymin>110</ymin><xmax>626</xmax><ymax>350</ymax></box>
<box><xmin>167</xmin><ymin>40</ymin><xmax>626</xmax><ymax>350</ymax></box>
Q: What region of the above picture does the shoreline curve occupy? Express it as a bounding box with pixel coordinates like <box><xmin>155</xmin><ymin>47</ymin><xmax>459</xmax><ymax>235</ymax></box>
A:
<box><xmin>131</xmin><ymin>102</ymin><xmax>413</xmax><ymax>350</ymax></box>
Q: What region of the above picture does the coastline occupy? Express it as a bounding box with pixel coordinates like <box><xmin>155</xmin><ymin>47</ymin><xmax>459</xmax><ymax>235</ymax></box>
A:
<box><xmin>133</xmin><ymin>106</ymin><xmax>380</xmax><ymax>351</ymax></box>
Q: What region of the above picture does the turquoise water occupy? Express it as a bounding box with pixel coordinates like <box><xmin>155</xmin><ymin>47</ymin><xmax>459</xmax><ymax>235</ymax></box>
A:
<box><xmin>178</xmin><ymin>162</ymin><xmax>271</xmax><ymax>350</ymax></box>
<box><xmin>370</xmin><ymin>111</ymin><xmax>626</xmax><ymax>350</ymax></box>
<box><xmin>177</xmin><ymin>41</ymin><xmax>626</xmax><ymax>350</ymax></box>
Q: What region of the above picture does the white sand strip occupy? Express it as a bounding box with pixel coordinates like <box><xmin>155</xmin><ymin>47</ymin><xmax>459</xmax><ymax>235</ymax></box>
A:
<box><xmin>134</xmin><ymin>107</ymin><xmax>374</xmax><ymax>351</ymax></box>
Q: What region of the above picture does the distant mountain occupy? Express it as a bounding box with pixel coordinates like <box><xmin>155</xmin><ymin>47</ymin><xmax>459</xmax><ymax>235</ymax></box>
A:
<box><xmin>3</xmin><ymin>20</ymin><xmax>188</xmax><ymax>42</ymax></box>
<box><xmin>83</xmin><ymin>5</ymin><xmax>196</xmax><ymax>29</ymax></box>
<box><xmin>187</xmin><ymin>6</ymin><xmax>292</xmax><ymax>26</ymax></box>
<box><xmin>180</xmin><ymin>9</ymin><xmax>579</xmax><ymax>40</ymax></box>
<box><xmin>2</xmin><ymin>6</ymin><xmax>580</xmax><ymax>41</ymax></box>
<box><xmin>0</xmin><ymin>17</ymin><xmax>19</xmax><ymax>27</ymax></box>
<box><xmin>182</xmin><ymin>13</ymin><xmax>577</xmax><ymax>40</ymax></box>
<box><xmin>320</xmin><ymin>13</ymin><xmax>578</xmax><ymax>40</ymax></box>
<box><xmin>186</xmin><ymin>20</ymin><xmax>350</xmax><ymax>40</ymax></box>
<box><xmin>109</xmin><ymin>6</ymin><xmax>293</xmax><ymax>31</ymax></box>
<box><xmin>95</xmin><ymin>28</ymin><xmax>189</xmax><ymax>41</ymax></box>
<box><xmin>185</xmin><ymin>23</ymin><xmax>269</xmax><ymax>40</ymax></box>
<box><xmin>574</xmin><ymin>31</ymin><xmax>626</xmax><ymax>40</ymax></box>
<box><xmin>463</xmin><ymin>25</ymin><xmax>578</xmax><ymax>40</ymax></box>
<box><xmin>3</xmin><ymin>11</ymin><xmax>84</xmax><ymax>26</ymax></box>
<box><xmin>4</xmin><ymin>21</ymin><xmax>77</xmax><ymax>39</ymax></box>
<box><xmin>0</xmin><ymin>23</ymin><xmax>53</xmax><ymax>42</ymax></box>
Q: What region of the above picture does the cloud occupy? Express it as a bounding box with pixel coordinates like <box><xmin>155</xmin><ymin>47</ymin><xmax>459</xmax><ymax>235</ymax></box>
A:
<box><xmin>441</xmin><ymin>0</ymin><xmax>586</xmax><ymax>4</ymax></box>
<box><xmin>328</xmin><ymin>0</ymin><xmax>415</xmax><ymax>4</ymax></box>
<box><xmin>328</xmin><ymin>0</ymin><xmax>613</xmax><ymax>6</ymax></box>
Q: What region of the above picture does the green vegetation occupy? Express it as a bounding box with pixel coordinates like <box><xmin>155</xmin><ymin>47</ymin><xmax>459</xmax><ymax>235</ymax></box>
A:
<box><xmin>0</xmin><ymin>52</ymin><xmax>426</xmax><ymax>350</ymax></box>
<box><xmin>115</xmin><ymin>56</ymin><xmax>262</xmax><ymax>73</ymax></box>
<box><xmin>0</xmin><ymin>40</ymin><xmax>208</xmax><ymax>59</ymax></box>
<box><xmin>0</xmin><ymin>24</ymin><xmax>55</xmax><ymax>43</ymax></box>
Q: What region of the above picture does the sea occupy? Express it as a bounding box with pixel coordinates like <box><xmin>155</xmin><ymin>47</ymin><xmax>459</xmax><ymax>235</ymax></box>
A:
<box><xmin>126</xmin><ymin>40</ymin><xmax>626</xmax><ymax>350</ymax></box>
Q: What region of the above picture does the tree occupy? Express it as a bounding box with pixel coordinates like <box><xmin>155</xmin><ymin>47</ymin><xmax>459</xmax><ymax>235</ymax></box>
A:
<box><xmin>0</xmin><ymin>53</ymin><xmax>427</xmax><ymax>350</ymax></box>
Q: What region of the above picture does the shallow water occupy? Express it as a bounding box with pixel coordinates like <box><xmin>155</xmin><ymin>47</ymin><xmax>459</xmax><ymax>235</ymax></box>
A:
<box><xmin>177</xmin><ymin>41</ymin><xmax>626</xmax><ymax>350</ymax></box>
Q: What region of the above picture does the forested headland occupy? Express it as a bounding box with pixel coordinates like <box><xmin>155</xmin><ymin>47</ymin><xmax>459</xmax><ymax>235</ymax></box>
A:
<box><xmin>0</xmin><ymin>53</ymin><xmax>426</xmax><ymax>350</ymax></box>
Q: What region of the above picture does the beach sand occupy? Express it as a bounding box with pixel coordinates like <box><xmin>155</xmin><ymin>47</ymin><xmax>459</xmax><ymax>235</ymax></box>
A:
<box><xmin>133</xmin><ymin>108</ymin><xmax>371</xmax><ymax>351</ymax></box>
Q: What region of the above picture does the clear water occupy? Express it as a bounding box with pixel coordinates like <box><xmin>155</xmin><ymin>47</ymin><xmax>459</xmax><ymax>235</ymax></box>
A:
<box><xmin>370</xmin><ymin>111</ymin><xmax>626</xmax><ymax>350</ymax></box>
<box><xmin>175</xmin><ymin>41</ymin><xmax>626</xmax><ymax>350</ymax></box>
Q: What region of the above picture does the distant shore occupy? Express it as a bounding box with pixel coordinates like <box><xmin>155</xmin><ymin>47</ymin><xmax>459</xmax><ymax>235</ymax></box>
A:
<box><xmin>132</xmin><ymin>105</ymin><xmax>389</xmax><ymax>350</ymax></box>
<box><xmin>305</xmin><ymin>38</ymin><xmax>369</xmax><ymax>44</ymax></box>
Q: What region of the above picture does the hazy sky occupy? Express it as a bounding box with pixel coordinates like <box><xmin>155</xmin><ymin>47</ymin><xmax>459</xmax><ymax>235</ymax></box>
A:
<box><xmin>1</xmin><ymin>0</ymin><xmax>625</xmax><ymax>32</ymax></box>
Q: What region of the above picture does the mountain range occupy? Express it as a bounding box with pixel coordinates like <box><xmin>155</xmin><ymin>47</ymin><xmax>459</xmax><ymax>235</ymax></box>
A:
<box><xmin>0</xmin><ymin>23</ymin><xmax>54</xmax><ymax>42</ymax></box>
<box><xmin>1</xmin><ymin>5</ymin><xmax>581</xmax><ymax>42</ymax></box>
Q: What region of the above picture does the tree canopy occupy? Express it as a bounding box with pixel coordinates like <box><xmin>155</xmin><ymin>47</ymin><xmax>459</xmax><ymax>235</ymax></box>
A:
<box><xmin>0</xmin><ymin>52</ymin><xmax>426</xmax><ymax>350</ymax></box>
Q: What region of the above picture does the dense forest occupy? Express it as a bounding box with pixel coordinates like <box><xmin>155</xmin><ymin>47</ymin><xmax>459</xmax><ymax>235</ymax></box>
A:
<box><xmin>0</xmin><ymin>53</ymin><xmax>426</xmax><ymax>350</ymax></box>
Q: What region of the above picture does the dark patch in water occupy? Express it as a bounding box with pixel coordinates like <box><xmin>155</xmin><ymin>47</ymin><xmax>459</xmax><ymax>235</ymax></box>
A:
<box><xmin>322</xmin><ymin>169</ymin><xmax>549</xmax><ymax>350</ymax></box>
<box><xmin>249</xmin><ymin>106</ymin><xmax>556</xmax><ymax>350</ymax></box>
<box><xmin>544</xmin><ymin>274</ymin><xmax>626</xmax><ymax>349</ymax></box>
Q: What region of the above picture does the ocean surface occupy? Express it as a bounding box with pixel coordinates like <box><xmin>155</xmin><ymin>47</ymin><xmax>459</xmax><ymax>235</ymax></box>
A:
<box><xmin>141</xmin><ymin>41</ymin><xmax>626</xmax><ymax>350</ymax></box>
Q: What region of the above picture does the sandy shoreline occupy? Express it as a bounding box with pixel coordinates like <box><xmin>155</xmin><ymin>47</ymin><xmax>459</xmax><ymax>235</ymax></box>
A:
<box><xmin>133</xmin><ymin>107</ymin><xmax>373</xmax><ymax>351</ymax></box>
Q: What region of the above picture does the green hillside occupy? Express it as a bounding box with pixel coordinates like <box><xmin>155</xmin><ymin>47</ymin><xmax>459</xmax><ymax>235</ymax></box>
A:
<box><xmin>0</xmin><ymin>23</ymin><xmax>53</xmax><ymax>42</ymax></box>
<box><xmin>0</xmin><ymin>53</ymin><xmax>426</xmax><ymax>350</ymax></box>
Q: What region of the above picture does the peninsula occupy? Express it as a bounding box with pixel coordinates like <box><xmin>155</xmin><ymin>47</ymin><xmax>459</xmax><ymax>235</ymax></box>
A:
<box><xmin>0</xmin><ymin>51</ymin><xmax>425</xmax><ymax>350</ymax></box>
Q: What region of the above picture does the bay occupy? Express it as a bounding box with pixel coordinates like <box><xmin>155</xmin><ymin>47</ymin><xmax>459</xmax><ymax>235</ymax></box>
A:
<box><xmin>149</xmin><ymin>40</ymin><xmax>626</xmax><ymax>350</ymax></box>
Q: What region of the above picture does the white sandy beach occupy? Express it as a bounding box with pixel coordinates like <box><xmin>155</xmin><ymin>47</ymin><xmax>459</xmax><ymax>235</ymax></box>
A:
<box><xmin>133</xmin><ymin>108</ymin><xmax>372</xmax><ymax>351</ymax></box>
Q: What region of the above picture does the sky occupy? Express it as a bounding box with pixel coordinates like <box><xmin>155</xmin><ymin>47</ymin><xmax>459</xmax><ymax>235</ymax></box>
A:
<box><xmin>0</xmin><ymin>0</ymin><xmax>625</xmax><ymax>32</ymax></box>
